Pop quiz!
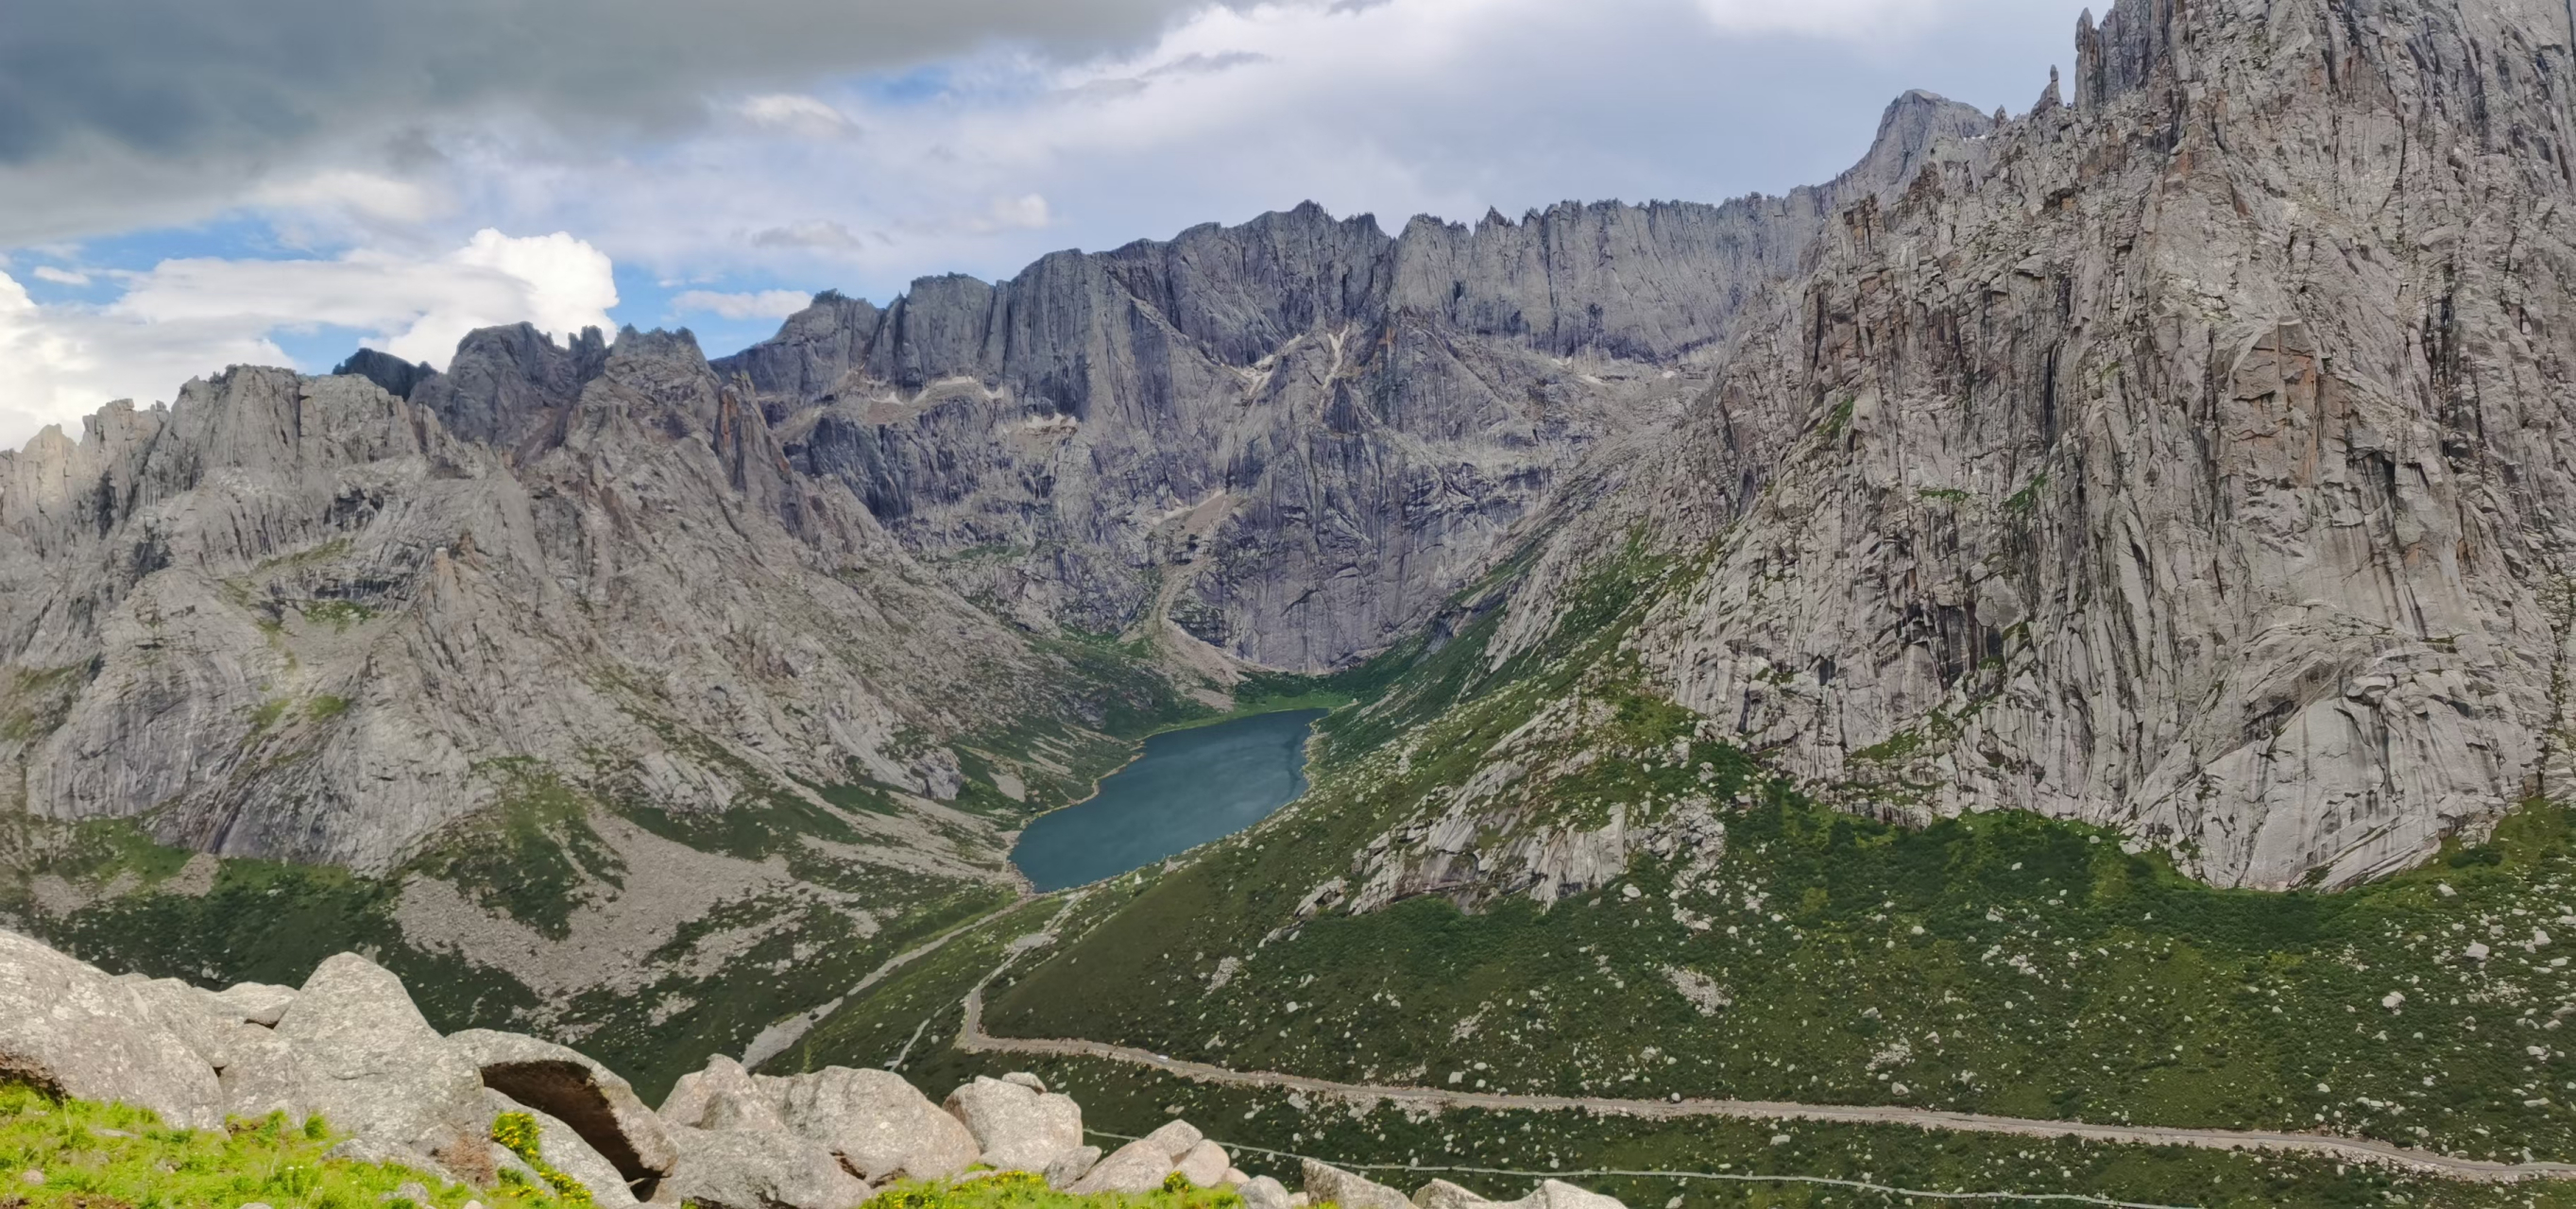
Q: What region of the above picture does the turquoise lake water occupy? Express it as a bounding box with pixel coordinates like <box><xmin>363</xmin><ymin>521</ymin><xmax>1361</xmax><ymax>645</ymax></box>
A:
<box><xmin>1010</xmin><ymin>708</ymin><xmax>1325</xmax><ymax>893</ymax></box>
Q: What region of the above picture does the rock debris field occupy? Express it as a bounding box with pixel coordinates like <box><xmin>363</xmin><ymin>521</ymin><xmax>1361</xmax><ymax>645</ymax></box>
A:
<box><xmin>0</xmin><ymin>928</ymin><xmax>1627</xmax><ymax>1209</ymax></box>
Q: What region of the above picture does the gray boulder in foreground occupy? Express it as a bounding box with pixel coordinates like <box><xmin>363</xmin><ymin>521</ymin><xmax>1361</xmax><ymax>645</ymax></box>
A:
<box><xmin>1070</xmin><ymin>1120</ymin><xmax>1204</xmax><ymax>1195</ymax></box>
<box><xmin>1242</xmin><ymin>1175</ymin><xmax>1294</xmax><ymax>1209</ymax></box>
<box><xmin>273</xmin><ymin>953</ymin><xmax>489</xmax><ymax>1166</ymax></box>
<box><xmin>945</xmin><ymin>1074</ymin><xmax>1083</xmax><ymax>1173</ymax></box>
<box><xmin>765</xmin><ymin>1064</ymin><xmax>980</xmax><ymax>1183</ymax></box>
<box><xmin>1304</xmin><ymin>1159</ymin><xmax>1414</xmax><ymax>1209</ymax></box>
<box><xmin>657</xmin><ymin>1123</ymin><xmax>870</xmax><ymax>1209</ymax></box>
<box><xmin>0</xmin><ymin>929</ymin><xmax>224</xmax><ymax>1130</ymax></box>
<box><xmin>660</xmin><ymin>1054</ymin><xmax>788</xmax><ymax>1133</ymax></box>
<box><xmin>450</xmin><ymin>1028</ymin><xmax>678</xmax><ymax>1192</ymax></box>
<box><xmin>483</xmin><ymin>1087</ymin><xmax>639</xmax><ymax>1209</ymax></box>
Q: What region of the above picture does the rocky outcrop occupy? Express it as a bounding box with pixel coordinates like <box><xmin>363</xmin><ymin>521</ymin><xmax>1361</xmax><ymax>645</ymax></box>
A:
<box><xmin>0</xmin><ymin>928</ymin><xmax>1641</xmax><ymax>1209</ymax></box>
<box><xmin>449</xmin><ymin>1028</ymin><xmax>678</xmax><ymax>1196</ymax></box>
<box><xmin>0</xmin><ymin>323</ymin><xmax>1129</xmax><ymax>878</ymax></box>
<box><xmin>0</xmin><ymin>930</ymin><xmax>224</xmax><ymax>1130</ymax></box>
<box><xmin>271</xmin><ymin>954</ymin><xmax>493</xmax><ymax>1169</ymax></box>
<box><xmin>943</xmin><ymin>1073</ymin><xmax>1085</xmax><ymax>1174</ymax></box>
<box><xmin>1441</xmin><ymin>0</ymin><xmax>2576</xmax><ymax>889</ymax></box>
<box><xmin>765</xmin><ymin>1065</ymin><xmax>981</xmax><ymax>1183</ymax></box>
<box><xmin>1302</xmin><ymin>1159</ymin><xmax>1414</xmax><ymax>1209</ymax></box>
<box><xmin>718</xmin><ymin>94</ymin><xmax>1994</xmax><ymax>673</ymax></box>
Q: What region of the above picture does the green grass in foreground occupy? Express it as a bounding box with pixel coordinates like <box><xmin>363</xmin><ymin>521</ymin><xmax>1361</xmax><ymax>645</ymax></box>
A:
<box><xmin>0</xmin><ymin>1085</ymin><xmax>567</xmax><ymax>1209</ymax></box>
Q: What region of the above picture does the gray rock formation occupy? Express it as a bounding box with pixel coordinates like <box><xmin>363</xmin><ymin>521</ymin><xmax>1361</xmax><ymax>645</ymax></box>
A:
<box><xmin>449</xmin><ymin>1028</ymin><xmax>677</xmax><ymax>1196</ymax></box>
<box><xmin>0</xmin><ymin>318</ymin><xmax>1165</xmax><ymax>886</ymax></box>
<box><xmin>0</xmin><ymin>927</ymin><xmax>1644</xmax><ymax>1209</ymax></box>
<box><xmin>762</xmin><ymin>1064</ymin><xmax>980</xmax><ymax>1183</ymax></box>
<box><xmin>1242</xmin><ymin>1174</ymin><xmax>1294</xmax><ymax>1209</ymax></box>
<box><xmin>943</xmin><ymin>1073</ymin><xmax>1085</xmax><ymax>1174</ymax></box>
<box><xmin>1585</xmin><ymin>0</ymin><xmax>2576</xmax><ymax>888</ymax></box>
<box><xmin>657</xmin><ymin>1123</ymin><xmax>870</xmax><ymax>1209</ymax></box>
<box><xmin>1301</xmin><ymin>1159</ymin><xmax>1414</xmax><ymax>1209</ymax></box>
<box><xmin>273</xmin><ymin>953</ymin><xmax>490</xmax><ymax>1166</ymax></box>
<box><xmin>484</xmin><ymin>1087</ymin><xmax>640</xmax><ymax>1208</ymax></box>
<box><xmin>1067</xmin><ymin>1119</ymin><xmax>1203</xmax><ymax>1194</ymax></box>
<box><xmin>717</xmin><ymin>93</ymin><xmax>1992</xmax><ymax>673</ymax></box>
<box><xmin>0</xmin><ymin>929</ymin><xmax>224</xmax><ymax>1129</ymax></box>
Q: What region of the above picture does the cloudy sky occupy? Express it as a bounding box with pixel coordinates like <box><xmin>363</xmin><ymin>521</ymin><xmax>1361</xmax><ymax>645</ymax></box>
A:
<box><xmin>0</xmin><ymin>0</ymin><xmax>2094</xmax><ymax>449</ymax></box>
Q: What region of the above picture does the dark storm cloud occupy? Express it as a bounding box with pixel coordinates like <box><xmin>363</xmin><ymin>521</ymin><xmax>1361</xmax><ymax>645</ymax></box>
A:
<box><xmin>0</xmin><ymin>0</ymin><xmax>1208</xmax><ymax>164</ymax></box>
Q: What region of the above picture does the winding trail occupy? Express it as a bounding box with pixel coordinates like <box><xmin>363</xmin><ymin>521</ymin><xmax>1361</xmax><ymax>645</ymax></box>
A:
<box><xmin>740</xmin><ymin>894</ymin><xmax>1032</xmax><ymax>1068</ymax></box>
<box><xmin>957</xmin><ymin>987</ymin><xmax>2576</xmax><ymax>1185</ymax></box>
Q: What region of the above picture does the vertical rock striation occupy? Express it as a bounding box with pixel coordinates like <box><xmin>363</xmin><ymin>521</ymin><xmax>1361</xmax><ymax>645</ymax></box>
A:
<box><xmin>716</xmin><ymin>92</ymin><xmax>1994</xmax><ymax>672</ymax></box>
<box><xmin>1578</xmin><ymin>0</ymin><xmax>2576</xmax><ymax>887</ymax></box>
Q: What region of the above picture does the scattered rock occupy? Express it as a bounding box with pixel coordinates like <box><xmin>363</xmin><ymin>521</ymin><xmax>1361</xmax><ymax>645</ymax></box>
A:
<box><xmin>1000</xmin><ymin>1072</ymin><xmax>1048</xmax><ymax>1094</ymax></box>
<box><xmin>20</xmin><ymin>1168</ymin><xmax>44</xmax><ymax>1185</ymax></box>
<box><xmin>945</xmin><ymin>1076</ymin><xmax>1083</xmax><ymax>1173</ymax></box>
<box><xmin>382</xmin><ymin>1181</ymin><xmax>432</xmax><ymax>1204</ymax></box>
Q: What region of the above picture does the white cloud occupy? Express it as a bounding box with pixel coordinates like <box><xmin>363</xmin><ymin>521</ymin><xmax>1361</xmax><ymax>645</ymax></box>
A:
<box><xmin>0</xmin><ymin>230</ymin><xmax>617</xmax><ymax>451</ymax></box>
<box><xmin>673</xmin><ymin>288</ymin><xmax>814</xmax><ymax>320</ymax></box>
<box><xmin>409</xmin><ymin>0</ymin><xmax>2086</xmax><ymax>300</ymax></box>
<box><xmin>736</xmin><ymin>94</ymin><xmax>859</xmax><ymax>139</ymax></box>
<box><xmin>29</xmin><ymin>266</ymin><xmax>90</xmax><ymax>286</ymax></box>
<box><xmin>251</xmin><ymin>169</ymin><xmax>449</xmax><ymax>226</ymax></box>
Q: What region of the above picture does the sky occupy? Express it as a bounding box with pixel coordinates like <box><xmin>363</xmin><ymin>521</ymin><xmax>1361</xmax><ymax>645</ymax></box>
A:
<box><xmin>0</xmin><ymin>0</ymin><xmax>2097</xmax><ymax>451</ymax></box>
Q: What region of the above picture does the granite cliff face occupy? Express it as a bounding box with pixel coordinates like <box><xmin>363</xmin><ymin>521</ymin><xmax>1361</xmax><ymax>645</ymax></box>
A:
<box><xmin>1455</xmin><ymin>0</ymin><xmax>2576</xmax><ymax>891</ymax></box>
<box><xmin>714</xmin><ymin>92</ymin><xmax>1993</xmax><ymax>673</ymax></box>
<box><xmin>0</xmin><ymin>323</ymin><xmax>1170</xmax><ymax>886</ymax></box>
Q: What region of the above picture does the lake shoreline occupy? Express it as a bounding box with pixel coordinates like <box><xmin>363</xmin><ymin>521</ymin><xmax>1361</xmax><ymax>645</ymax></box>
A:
<box><xmin>1010</xmin><ymin>707</ymin><xmax>1330</xmax><ymax>892</ymax></box>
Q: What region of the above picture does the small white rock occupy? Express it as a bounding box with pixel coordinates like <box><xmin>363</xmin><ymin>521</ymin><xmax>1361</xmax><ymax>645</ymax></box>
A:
<box><xmin>2467</xmin><ymin>942</ymin><xmax>2492</xmax><ymax>961</ymax></box>
<box><xmin>20</xmin><ymin>1169</ymin><xmax>44</xmax><ymax>1186</ymax></box>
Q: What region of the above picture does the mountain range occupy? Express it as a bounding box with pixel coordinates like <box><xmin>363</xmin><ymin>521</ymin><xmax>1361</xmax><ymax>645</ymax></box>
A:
<box><xmin>6</xmin><ymin>0</ymin><xmax>2576</xmax><ymax>1198</ymax></box>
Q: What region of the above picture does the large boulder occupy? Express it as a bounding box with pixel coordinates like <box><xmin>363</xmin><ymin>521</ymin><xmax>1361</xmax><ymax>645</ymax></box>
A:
<box><xmin>1043</xmin><ymin>1145</ymin><xmax>1102</xmax><ymax>1190</ymax></box>
<box><xmin>272</xmin><ymin>953</ymin><xmax>487</xmax><ymax>1166</ymax></box>
<box><xmin>203</xmin><ymin>981</ymin><xmax>298</xmax><ymax>1028</ymax></box>
<box><xmin>1415</xmin><ymin>1180</ymin><xmax>1495</xmax><ymax>1209</ymax></box>
<box><xmin>0</xmin><ymin>929</ymin><xmax>224</xmax><ymax>1130</ymax></box>
<box><xmin>1303</xmin><ymin>1160</ymin><xmax>1412</xmax><ymax>1209</ymax></box>
<box><xmin>764</xmin><ymin>1065</ymin><xmax>979</xmax><ymax>1183</ymax></box>
<box><xmin>450</xmin><ymin>1029</ymin><xmax>677</xmax><ymax>1198</ymax></box>
<box><xmin>1068</xmin><ymin>1120</ymin><xmax>1202</xmax><ymax>1195</ymax></box>
<box><xmin>211</xmin><ymin>1022</ymin><xmax>314</xmax><ymax>1123</ymax></box>
<box><xmin>1411</xmin><ymin>1179</ymin><xmax>1628</xmax><ymax>1209</ymax></box>
<box><xmin>658</xmin><ymin>1124</ymin><xmax>870</xmax><ymax>1209</ymax></box>
<box><xmin>1242</xmin><ymin>1175</ymin><xmax>1294</xmax><ymax>1209</ymax></box>
<box><xmin>485</xmin><ymin>1088</ymin><xmax>640</xmax><ymax>1208</ymax></box>
<box><xmin>1176</xmin><ymin>1139</ymin><xmax>1231</xmax><ymax>1188</ymax></box>
<box><xmin>944</xmin><ymin>1075</ymin><xmax>1083</xmax><ymax>1173</ymax></box>
<box><xmin>661</xmin><ymin>1054</ymin><xmax>786</xmax><ymax>1133</ymax></box>
<box><xmin>1515</xmin><ymin>1182</ymin><xmax>1627</xmax><ymax>1209</ymax></box>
